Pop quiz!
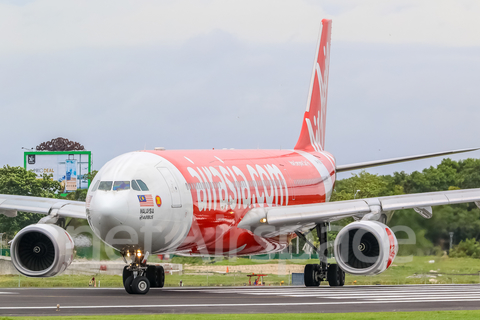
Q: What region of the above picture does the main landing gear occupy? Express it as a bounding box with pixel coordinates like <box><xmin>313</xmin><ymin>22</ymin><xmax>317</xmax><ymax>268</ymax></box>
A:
<box><xmin>295</xmin><ymin>222</ymin><xmax>345</xmax><ymax>287</ymax></box>
<box><xmin>122</xmin><ymin>250</ymin><xmax>165</xmax><ymax>294</ymax></box>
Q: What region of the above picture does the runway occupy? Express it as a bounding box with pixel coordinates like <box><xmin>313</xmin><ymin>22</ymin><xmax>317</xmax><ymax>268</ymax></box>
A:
<box><xmin>1</xmin><ymin>284</ymin><xmax>480</xmax><ymax>316</ymax></box>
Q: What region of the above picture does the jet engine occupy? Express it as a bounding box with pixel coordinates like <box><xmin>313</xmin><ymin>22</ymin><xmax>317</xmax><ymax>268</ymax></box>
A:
<box><xmin>334</xmin><ymin>221</ymin><xmax>398</xmax><ymax>276</ymax></box>
<box><xmin>11</xmin><ymin>224</ymin><xmax>74</xmax><ymax>277</ymax></box>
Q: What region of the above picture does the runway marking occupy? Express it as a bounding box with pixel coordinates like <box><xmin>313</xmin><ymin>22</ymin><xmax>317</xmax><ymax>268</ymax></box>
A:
<box><xmin>285</xmin><ymin>291</ymin><xmax>480</xmax><ymax>298</ymax></box>
<box><xmin>173</xmin><ymin>286</ymin><xmax>480</xmax><ymax>293</ymax></box>
<box><xmin>221</xmin><ymin>289</ymin><xmax>480</xmax><ymax>294</ymax></box>
<box><xmin>2</xmin><ymin>298</ymin><xmax>480</xmax><ymax>310</ymax></box>
<box><xmin>370</xmin><ymin>295</ymin><xmax>480</xmax><ymax>301</ymax></box>
<box><xmin>2</xmin><ymin>285</ymin><xmax>480</xmax><ymax>313</ymax></box>
<box><xmin>322</xmin><ymin>293</ymin><xmax>480</xmax><ymax>299</ymax></box>
<box><xmin>170</xmin><ymin>285</ymin><xmax>480</xmax><ymax>302</ymax></box>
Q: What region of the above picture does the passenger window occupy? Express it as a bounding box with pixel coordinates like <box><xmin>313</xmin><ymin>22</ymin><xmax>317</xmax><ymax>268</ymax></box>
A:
<box><xmin>131</xmin><ymin>180</ymin><xmax>141</xmax><ymax>191</ymax></box>
<box><xmin>136</xmin><ymin>180</ymin><xmax>149</xmax><ymax>191</ymax></box>
<box><xmin>92</xmin><ymin>180</ymin><xmax>100</xmax><ymax>192</ymax></box>
<box><xmin>98</xmin><ymin>181</ymin><xmax>113</xmax><ymax>191</ymax></box>
<box><xmin>113</xmin><ymin>181</ymin><xmax>130</xmax><ymax>191</ymax></box>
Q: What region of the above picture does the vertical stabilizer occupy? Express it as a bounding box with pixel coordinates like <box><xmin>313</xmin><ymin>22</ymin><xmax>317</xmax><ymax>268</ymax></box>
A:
<box><xmin>294</xmin><ymin>19</ymin><xmax>332</xmax><ymax>152</ymax></box>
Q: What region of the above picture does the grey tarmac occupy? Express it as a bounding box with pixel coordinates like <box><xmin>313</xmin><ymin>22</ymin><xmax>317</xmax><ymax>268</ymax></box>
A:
<box><xmin>1</xmin><ymin>284</ymin><xmax>480</xmax><ymax>316</ymax></box>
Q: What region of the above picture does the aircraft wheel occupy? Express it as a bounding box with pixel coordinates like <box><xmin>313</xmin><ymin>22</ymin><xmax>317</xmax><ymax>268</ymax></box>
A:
<box><xmin>146</xmin><ymin>265</ymin><xmax>158</xmax><ymax>287</ymax></box>
<box><xmin>156</xmin><ymin>266</ymin><xmax>165</xmax><ymax>288</ymax></box>
<box><xmin>327</xmin><ymin>264</ymin><xmax>343</xmax><ymax>287</ymax></box>
<box><xmin>124</xmin><ymin>275</ymin><xmax>135</xmax><ymax>294</ymax></box>
<box><xmin>339</xmin><ymin>267</ymin><xmax>345</xmax><ymax>287</ymax></box>
<box><xmin>132</xmin><ymin>276</ymin><xmax>150</xmax><ymax>294</ymax></box>
<box><xmin>304</xmin><ymin>264</ymin><xmax>320</xmax><ymax>287</ymax></box>
<box><xmin>123</xmin><ymin>266</ymin><xmax>133</xmax><ymax>285</ymax></box>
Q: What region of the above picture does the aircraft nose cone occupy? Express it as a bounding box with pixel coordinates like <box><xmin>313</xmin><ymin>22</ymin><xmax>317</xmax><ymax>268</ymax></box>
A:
<box><xmin>88</xmin><ymin>193</ymin><xmax>129</xmax><ymax>242</ymax></box>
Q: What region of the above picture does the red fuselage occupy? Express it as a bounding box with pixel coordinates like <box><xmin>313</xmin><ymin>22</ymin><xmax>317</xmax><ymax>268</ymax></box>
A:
<box><xmin>145</xmin><ymin>149</ymin><xmax>336</xmax><ymax>255</ymax></box>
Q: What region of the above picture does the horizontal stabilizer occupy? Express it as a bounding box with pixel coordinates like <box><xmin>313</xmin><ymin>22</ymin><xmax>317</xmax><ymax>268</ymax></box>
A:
<box><xmin>336</xmin><ymin>147</ymin><xmax>480</xmax><ymax>172</ymax></box>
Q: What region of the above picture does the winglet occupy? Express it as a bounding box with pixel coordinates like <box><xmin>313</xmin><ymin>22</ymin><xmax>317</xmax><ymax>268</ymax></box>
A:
<box><xmin>294</xmin><ymin>19</ymin><xmax>332</xmax><ymax>152</ymax></box>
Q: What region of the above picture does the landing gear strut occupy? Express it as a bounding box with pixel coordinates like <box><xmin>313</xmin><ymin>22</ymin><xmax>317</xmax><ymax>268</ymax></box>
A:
<box><xmin>295</xmin><ymin>222</ymin><xmax>345</xmax><ymax>287</ymax></box>
<box><xmin>122</xmin><ymin>250</ymin><xmax>165</xmax><ymax>294</ymax></box>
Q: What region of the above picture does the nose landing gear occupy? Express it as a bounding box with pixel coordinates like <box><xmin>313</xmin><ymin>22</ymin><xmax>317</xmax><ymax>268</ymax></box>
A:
<box><xmin>295</xmin><ymin>222</ymin><xmax>345</xmax><ymax>287</ymax></box>
<box><xmin>122</xmin><ymin>250</ymin><xmax>165</xmax><ymax>294</ymax></box>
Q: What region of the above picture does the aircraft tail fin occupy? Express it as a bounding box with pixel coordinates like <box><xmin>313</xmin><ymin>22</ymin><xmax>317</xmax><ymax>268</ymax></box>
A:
<box><xmin>294</xmin><ymin>19</ymin><xmax>332</xmax><ymax>152</ymax></box>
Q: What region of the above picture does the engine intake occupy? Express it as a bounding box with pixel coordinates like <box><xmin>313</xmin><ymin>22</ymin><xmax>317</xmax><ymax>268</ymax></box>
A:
<box><xmin>334</xmin><ymin>221</ymin><xmax>398</xmax><ymax>276</ymax></box>
<box><xmin>11</xmin><ymin>224</ymin><xmax>74</xmax><ymax>277</ymax></box>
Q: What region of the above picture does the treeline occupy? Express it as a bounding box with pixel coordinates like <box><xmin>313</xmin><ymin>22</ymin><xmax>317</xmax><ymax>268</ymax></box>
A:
<box><xmin>332</xmin><ymin>158</ymin><xmax>480</xmax><ymax>255</ymax></box>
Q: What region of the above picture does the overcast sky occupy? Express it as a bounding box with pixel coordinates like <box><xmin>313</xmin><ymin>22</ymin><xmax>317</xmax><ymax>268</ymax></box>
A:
<box><xmin>1</xmin><ymin>0</ymin><xmax>479</xmax><ymax>179</ymax></box>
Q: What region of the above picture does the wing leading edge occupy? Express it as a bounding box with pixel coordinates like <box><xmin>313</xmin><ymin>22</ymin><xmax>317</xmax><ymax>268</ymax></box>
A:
<box><xmin>237</xmin><ymin>188</ymin><xmax>480</xmax><ymax>236</ymax></box>
<box><xmin>0</xmin><ymin>194</ymin><xmax>86</xmax><ymax>220</ymax></box>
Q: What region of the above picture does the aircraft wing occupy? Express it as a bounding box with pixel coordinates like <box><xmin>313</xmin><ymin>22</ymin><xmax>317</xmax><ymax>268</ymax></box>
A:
<box><xmin>237</xmin><ymin>188</ymin><xmax>480</xmax><ymax>236</ymax></box>
<box><xmin>336</xmin><ymin>147</ymin><xmax>479</xmax><ymax>172</ymax></box>
<box><xmin>0</xmin><ymin>194</ymin><xmax>86</xmax><ymax>220</ymax></box>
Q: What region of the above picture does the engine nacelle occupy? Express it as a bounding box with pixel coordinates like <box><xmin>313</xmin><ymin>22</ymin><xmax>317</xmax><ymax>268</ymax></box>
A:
<box><xmin>334</xmin><ymin>221</ymin><xmax>398</xmax><ymax>276</ymax></box>
<box><xmin>11</xmin><ymin>224</ymin><xmax>74</xmax><ymax>277</ymax></box>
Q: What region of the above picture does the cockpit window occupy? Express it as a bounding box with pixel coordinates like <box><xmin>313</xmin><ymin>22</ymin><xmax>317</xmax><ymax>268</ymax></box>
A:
<box><xmin>98</xmin><ymin>181</ymin><xmax>113</xmax><ymax>191</ymax></box>
<box><xmin>113</xmin><ymin>181</ymin><xmax>130</xmax><ymax>191</ymax></box>
<box><xmin>131</xmin><ymin>180</ymin><xmax>141</xmax><ymax>191</ymax></box>
<box><xmin>136</xmin><ymin>180</ymin><xmax>149</xmax><ymax>191</ymax></box>
<box><xmin>92</xmin><ymin>180</ymin><xmax>100</xmax><ymax>192</ymax></box>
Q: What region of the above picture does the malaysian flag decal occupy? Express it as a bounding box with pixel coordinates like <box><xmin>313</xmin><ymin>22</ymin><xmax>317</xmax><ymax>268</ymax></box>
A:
<box><xmin>138</xmin><ymin>195</ymin><xmax>154</xmax><ymax>207</ymax></box>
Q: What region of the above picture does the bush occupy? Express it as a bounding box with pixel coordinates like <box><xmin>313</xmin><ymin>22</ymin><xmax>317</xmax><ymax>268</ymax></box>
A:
<box><xmin>170</xmin><ymin>256</ymin><xmax>206</xmax><ymax>265</ymax></box>
<box><xmin>396</xmin><ymin>229</ymin><xmax>436</xmax><ymax>256</ymax></box>
<box><xmin>449</xmin><ymin>238</ymin><xmax>480</xmax><ymax>258</ymax></box>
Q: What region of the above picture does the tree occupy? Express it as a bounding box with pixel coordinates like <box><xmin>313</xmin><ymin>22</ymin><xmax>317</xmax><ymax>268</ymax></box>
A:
<box><xmin>330</xmin><ymin>159</ymin><xmax>480</xmax><ymax>253</ymax></box>
<box><xmin>331</xmin><ymin>170</ymin><xmax>394</xmax><ymax>202</ymax></box>
<box><xmin>0</xmin><ymin>166</ymin><xmax>61</xmax><ymax>238</ymax></box>
<box><xmin>83</xmin><ymin>170</ymin><xmax>98</xmax><ymax>184</ymax></box>
<box><xmin>386</xmin><ymin>158</ymin><xmax>480</xmax><ymax>250</ymax></box>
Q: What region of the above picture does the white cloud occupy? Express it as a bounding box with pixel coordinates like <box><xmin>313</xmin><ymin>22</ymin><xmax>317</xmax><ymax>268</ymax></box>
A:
<box><xmin>332</xmin><ymin>0</ymin><xmax>480</xmax><ymax>46</ymax></box>
<box><xmin>0</xmin><ymin>0</ymin><xmax>479</xmax><ymax>56</ymax></box>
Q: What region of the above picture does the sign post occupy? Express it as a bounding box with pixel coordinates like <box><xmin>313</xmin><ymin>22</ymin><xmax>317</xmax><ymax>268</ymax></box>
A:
<box><xmin>24</xmin><ymin>138</ymin><xmax>92</xmax><ymax>193</ymax></box>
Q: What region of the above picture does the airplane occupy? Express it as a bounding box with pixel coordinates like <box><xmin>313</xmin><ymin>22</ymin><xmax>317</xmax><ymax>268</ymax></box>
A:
<box><xmin>1</xmin><ymin>19</ymin><xmax>480</xmax><ymax>295</ymax></box>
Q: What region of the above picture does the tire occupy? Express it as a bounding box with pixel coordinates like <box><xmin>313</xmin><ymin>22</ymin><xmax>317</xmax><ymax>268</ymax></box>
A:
<box><xmin>327</xmin><ymin>264</ymin><xmax>341</xmax><ymax>287</ymax></box>
<box><xmin>339</xmin><ymin>267</ymin><xmax>345</xmax><ymax>287</ymax></box>
<box><xmin>123</xmin><ymin>266</ymin><xmax>132</xmax><ymax>285</ymax></box>
<box><xmin>304</xmin><ymin>264</ymin><xmax>320</xmax><ymax>287</ymax></box>
<box><xmin>124</xmin><ymin>275</ymin><xmax>135</xmax><ymax>294</ymax></box>
<box><xmin>132</xmin><ymin>276</ymin><xmax>150</xmax><ymax>295</ymax></box>
<box><xmin>156</xmin><ymin>266</ymin><xmax>165</xmax><ymax>288</ymax></box>
<box><xmin>146</xmin><ymin>265</ymin><xmax>158</xmax><ymax>287</ymax></box>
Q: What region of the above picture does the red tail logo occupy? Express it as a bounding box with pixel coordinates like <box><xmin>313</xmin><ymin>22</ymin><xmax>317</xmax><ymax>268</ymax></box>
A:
<box><xmin>295</xmin><ymin>19</ymin><xmax>332</xmax><ymax>152</ymax></box>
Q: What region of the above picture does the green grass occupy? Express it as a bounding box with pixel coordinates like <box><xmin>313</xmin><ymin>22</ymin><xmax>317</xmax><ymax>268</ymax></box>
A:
<box><xmin>344</xmin><ymin>255</ymin><xmax>480</xmax><ymax>285</ymax></box>
<box><xmin>163</xmin><ymin>256</ymin><xmax>308</xmax><ymax>266</ymax></box>
<box><xmin>1</xmin><ymin>256</ymin><xmax>479</xmax><ymax>288</ymax></box>
<box><xmin>2</xmin><ymin>311</ymin><xmax>480</xmax><ymax>319</ymax></box>
<box><xmin>0</xmin><ymin>273</ymin><xmax>291</xmax><ymax>288</ymax></box>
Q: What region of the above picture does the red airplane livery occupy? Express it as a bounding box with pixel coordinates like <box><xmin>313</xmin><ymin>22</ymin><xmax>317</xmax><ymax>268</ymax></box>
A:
<box><xmin>2</xmin><ymin>19</ymin><xmax>480</xmax><ymax>295</ymax></box>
